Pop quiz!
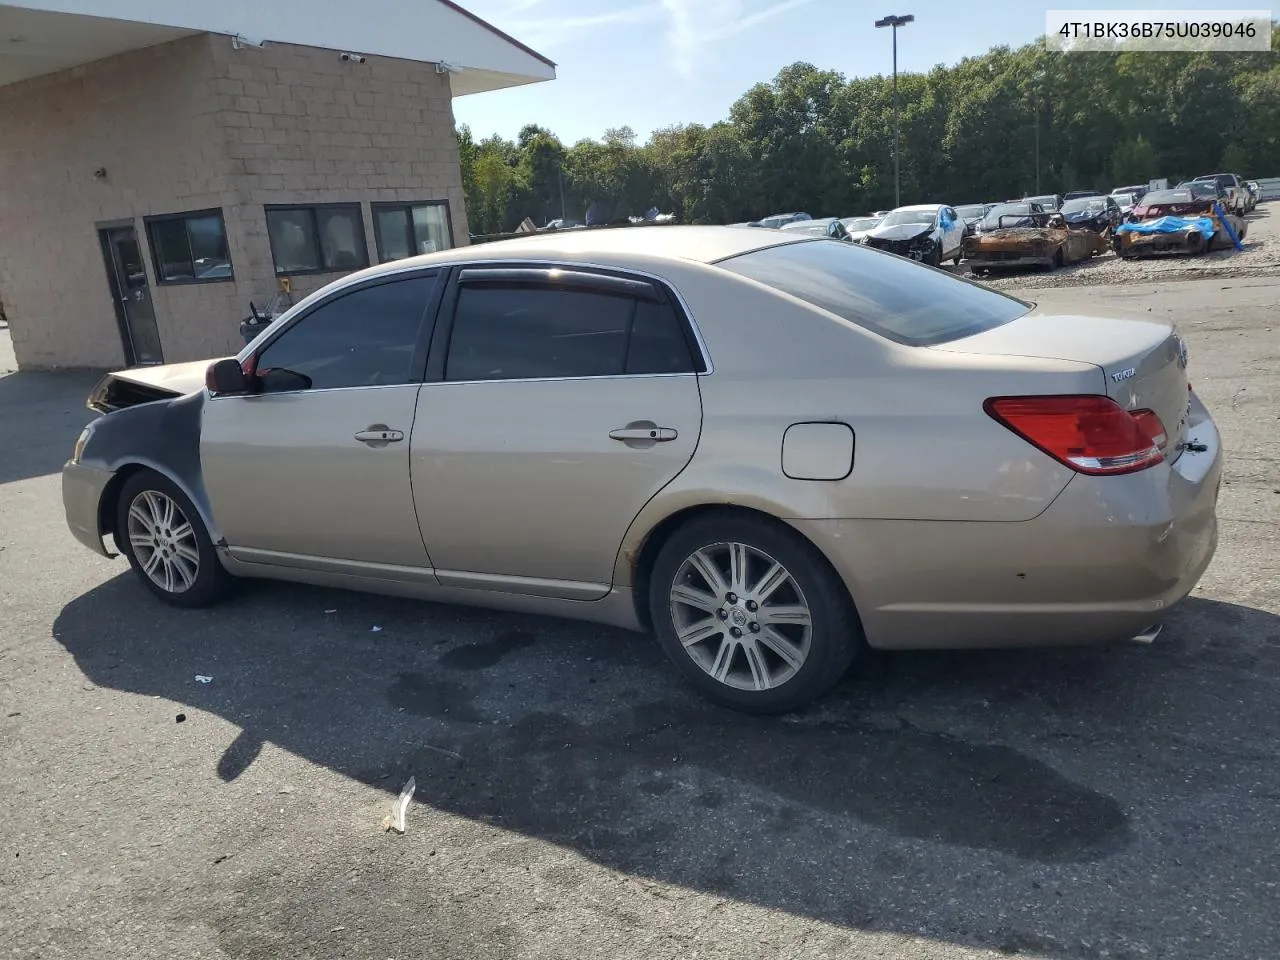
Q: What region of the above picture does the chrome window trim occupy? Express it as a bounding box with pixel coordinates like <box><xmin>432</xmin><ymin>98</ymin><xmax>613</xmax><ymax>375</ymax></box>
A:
<box><xmin>238</xmin><ymin>257</ymin><xmax>715</xmax><ymax>377</ymax></box>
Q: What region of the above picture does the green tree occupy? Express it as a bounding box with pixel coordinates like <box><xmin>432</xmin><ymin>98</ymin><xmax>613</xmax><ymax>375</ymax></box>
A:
<box><xmin>456</xmin><ymin>24</ymin><xmax>1280</xmax><ymax>228</ymax></box>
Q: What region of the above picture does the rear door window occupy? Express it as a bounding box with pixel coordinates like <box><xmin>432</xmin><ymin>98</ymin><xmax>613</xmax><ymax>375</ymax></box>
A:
<box><xmin>445</xmin><ymin>284</ymin><xmax>699</xmax><ymax>382</ymax></box>
<box><xmin>717</xmin><ymin>239</ymin><xmax>1031</xmax><ymax>346</ymax></box>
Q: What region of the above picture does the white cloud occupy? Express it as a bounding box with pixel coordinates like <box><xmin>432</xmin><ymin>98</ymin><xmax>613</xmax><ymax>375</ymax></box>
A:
<box><xmin>659</xmin><ymin>0</ymin><xmax>820</xmax><ymax>78</ymax></box>
<box><xmin>504</xmin><ymin>3</ymin><xmax>665</xmax><ymax>51</ymax></box>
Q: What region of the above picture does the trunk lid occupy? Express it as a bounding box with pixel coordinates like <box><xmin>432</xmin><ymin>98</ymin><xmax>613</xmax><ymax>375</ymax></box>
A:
<box><xmin>931</xmin><ymin>306</ymin><xmax>1191</xmax><ymax>454</ymax></box>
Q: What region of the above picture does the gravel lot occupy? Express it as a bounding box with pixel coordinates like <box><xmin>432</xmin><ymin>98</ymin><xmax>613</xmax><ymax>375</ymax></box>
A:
<box><xmin>953</xmin><ymin>201</ymin><xmax>1278</xmax><ymax>292</ymax></box>
<box><xmin>2</xmin><ymin>277</ymin><xmax>1278</xmax><ymax>960</ymax></box>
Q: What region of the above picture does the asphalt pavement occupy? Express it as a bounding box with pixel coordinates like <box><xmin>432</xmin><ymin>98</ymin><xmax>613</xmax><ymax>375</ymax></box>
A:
<box><xmin>1</xmin><ymin>276</ymin><xmax>1278</xmax><ymax>960</ymax></box>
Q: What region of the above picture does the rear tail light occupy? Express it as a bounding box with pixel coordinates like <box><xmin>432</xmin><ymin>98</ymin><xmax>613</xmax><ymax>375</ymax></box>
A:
<box><xmin>985</xmin><ymin>396</ymin><xmax>1166</xmax><ymax>475</ymax></box>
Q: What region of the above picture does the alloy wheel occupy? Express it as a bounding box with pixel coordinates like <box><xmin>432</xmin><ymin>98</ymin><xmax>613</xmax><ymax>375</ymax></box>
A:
<box><xmin>669</xmin><ymin>541</ymin><xmax>813</xmax><ymax>692</ymax></box>
<box><xmin>126</xmin><ymin>489</ymin><xmax>200</xmax><ymax>594</ymax></box>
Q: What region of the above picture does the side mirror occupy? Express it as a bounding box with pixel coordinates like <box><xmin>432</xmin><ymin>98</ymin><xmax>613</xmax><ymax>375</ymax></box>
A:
<box><xmin>206</xmin><ymin>358</ymin><xmax>250</xmax><ymax>396</ymax></box>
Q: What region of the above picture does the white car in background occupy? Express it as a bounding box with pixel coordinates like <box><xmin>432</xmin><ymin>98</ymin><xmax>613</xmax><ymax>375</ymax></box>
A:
<box><xmin>838</xmin><ymin>215</ymin><xmax>884</xmax><ymax>243</ymax></box>
<box><xmin>858</xmin><ymin>204</ymin><xmax>966</xmax><ymax>266</ymax></box>
<box><xmin>1109</xmin><ymin>192</ymin><xmax>1138</xmax><ymax>217</ymax></box>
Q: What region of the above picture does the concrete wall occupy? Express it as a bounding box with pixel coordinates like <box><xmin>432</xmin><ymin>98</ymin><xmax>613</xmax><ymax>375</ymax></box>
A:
<box><xmin>0</xmin><ymin>33</ymin><xmax>469</xmax><ymax>370</ymax></box>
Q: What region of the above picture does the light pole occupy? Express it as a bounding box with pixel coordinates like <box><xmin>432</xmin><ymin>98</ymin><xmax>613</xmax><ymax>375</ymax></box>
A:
<box><xmin>874</xmin><ymin>13</ymin><xmax>914</xmax><ymax>208</ymax></box>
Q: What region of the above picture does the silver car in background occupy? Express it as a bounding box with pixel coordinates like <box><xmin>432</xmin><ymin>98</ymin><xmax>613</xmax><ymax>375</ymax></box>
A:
<box><xmin>63</xmin><ymin>227</ymin><xmax>1222</xmax><ymax>713</ymax></box>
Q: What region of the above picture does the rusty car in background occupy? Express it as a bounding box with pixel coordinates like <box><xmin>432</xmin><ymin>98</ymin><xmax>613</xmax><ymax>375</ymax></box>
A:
<box><xmin>963</xmin><ymin>209</ymin><xmax>1109</xmax><ymax>274</ymax></box>
<box><xmin>1115</xmin><ymin>189</ymin><xmax>1248</xmax><ymax>258</ymax></box>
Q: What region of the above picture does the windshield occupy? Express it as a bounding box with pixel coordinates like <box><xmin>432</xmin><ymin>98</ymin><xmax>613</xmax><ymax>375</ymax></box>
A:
<box><xmin>1061</xmin><ymin>198</ymin><xmax>1106</xmax><ymax>214</ymax></box>
<box><xmin>981</xmin><ymin>203</ymin><xmax>1032</xmax><ymax>226</ymax></box>
<box><xmin>1024</xmin><ymin>195</ymin><xmax>1059</xmax><ymax>208</ymax></box>
<box><xmin>954</xmin><ymin>204</ymin><xmax>986</xmax><ymax>219</ymax></box>
<box><xmin>842</xmin><ymin>217</ymin><xmax>880</xmax><ymax>231</ymax></box>
<box><xmin>717</xmin><ymin>238</ymin><xmax>1030</xmax><ymax>347</ymax></box>
<box><xmin>1178</xmin><ymin>182</ymin><xmax>1219</xmax><ymax>198</ymax></box>
<box><xmin>1142</xmin><ymin>190</ymin><xmax>1195</xmax><ymax>206</ymax></box>
<box><xmin>1111</xmin><ymin>193</ymin><xmax>1135</xmax><ymax>205</ymax></box>
<box><xmin>879</xmin><ymin>209</ymin><xmax>936</xmax><ymax>227</ymax></box>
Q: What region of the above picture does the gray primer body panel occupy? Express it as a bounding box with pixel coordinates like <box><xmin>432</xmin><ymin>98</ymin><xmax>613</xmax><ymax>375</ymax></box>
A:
<box><xmin>79</xmin><ymin>391</ymin><xmax>218</xmax><ymax>543</ymax></box>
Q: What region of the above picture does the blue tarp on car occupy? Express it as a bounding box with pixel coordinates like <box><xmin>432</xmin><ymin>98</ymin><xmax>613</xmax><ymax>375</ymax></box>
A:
<box><xmin>1115</xmin><ymin>215</ymin><xmax>1217</xmax><ymax>237</ymax></box>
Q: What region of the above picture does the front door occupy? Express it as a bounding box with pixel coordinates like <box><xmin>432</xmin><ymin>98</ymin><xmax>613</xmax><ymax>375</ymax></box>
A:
<box><xmin>409</xmin><ymin>268</ymin><xmax>705</xmax><ymax>600</ymax></box>
<box><xmin>99</xmin><ymin>226</ymin><xmax>163</xmax><ymax>365</ymax></box>
<box><xmin>200</xmin><ymin>271</ymin><xmax>442</xmax><ymax>573</ymax></box>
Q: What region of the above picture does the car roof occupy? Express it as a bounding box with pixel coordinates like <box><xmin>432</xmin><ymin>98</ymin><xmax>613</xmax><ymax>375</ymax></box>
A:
<box><xmin>780</xmin><ymin>217</ymin><xmax>836</xmax><ymax>229</ymax></box>
<box><xmin>890</xmin><ymin>203</ymin><xmax>944</xmax><ymax>212</ymax></box>
<box><xmin>335</xmin><ymin>226</ymin><xmax>809</xmax><ymax>281</ymax></box>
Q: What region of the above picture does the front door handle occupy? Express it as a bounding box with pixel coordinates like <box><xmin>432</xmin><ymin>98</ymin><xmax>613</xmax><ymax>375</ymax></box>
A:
<box><xmin>609</xmin><ymin>422</ymin><xmax>678</xmax><ymax>443</ymax></box>
<box><xmin>354</xmin><ymin>424</ymin><xmax>404</xmax><ymax>447</ymax></box>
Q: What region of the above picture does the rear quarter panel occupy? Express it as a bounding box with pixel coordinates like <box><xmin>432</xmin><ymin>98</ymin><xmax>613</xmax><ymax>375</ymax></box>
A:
<box><xmin>611</xmin><ymin>257</ymin><xmax>1100</xmax><ymax>585</ymax></box>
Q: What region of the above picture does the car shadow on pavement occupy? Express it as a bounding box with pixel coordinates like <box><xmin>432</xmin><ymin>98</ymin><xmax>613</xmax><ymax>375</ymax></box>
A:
<box><xmin>0</xmin><ymin>369</ymin><xmax>101</xmax><ymax>485</ymax></box>
<box><xmin>53</xmin><ymin>578</ymin><xmax>1280</xmax><ymax>957</ymax></box>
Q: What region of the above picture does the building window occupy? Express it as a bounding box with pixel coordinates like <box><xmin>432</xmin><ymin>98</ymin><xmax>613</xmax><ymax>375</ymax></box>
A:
<box><xmin>265</xmin><ymin>204</ymin><xmax>369</xmax><ymax>276</ymax></box>
<box><xmin>372</xmin><ymin>201</ymin><xmax>453</xmax><ymax>263</ymax></box>
<box><xmin>144</xmin><ymin>210</ymin><xmax>233</xmax><ymax>284</ymax></box>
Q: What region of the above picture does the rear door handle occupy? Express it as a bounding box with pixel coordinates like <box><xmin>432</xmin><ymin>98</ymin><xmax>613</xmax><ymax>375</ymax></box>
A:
<box><xmin>354</xmin><ymin>425</ymin><xmax>404</xmax><ymax>446</ymax></box>
<box><xmin>609</xmin><ymin>424</ymin><xmax>677</xmax><ymax>443</ymax></box>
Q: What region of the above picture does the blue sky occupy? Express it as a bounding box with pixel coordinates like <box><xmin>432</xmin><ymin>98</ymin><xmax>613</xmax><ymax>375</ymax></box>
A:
<box><xmin>452</xmin><ymin>0</ymin><xmax>1239</xmax><ymax>143</ymax></box>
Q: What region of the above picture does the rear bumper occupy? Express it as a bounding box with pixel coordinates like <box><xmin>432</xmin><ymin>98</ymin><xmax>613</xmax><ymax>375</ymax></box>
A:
<box><xmin>62</xmin><ymin>460</ymin><xmax>115</xmax><ymax>557</ymax></box>
<box><xmin>793</xmin><ymin>394</ymin><xmax>1222</xmax><ymax>650</ymax></box>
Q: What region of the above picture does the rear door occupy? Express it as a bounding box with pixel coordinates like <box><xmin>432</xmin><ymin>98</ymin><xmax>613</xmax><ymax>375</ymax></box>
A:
<box><xmin>201</xmin><ymin>270</ymin><xmax>442</xmax><ymax>571</ymax></box>
<box><xmin>409</xmin><ymin>266</ymin><xmax>705</xmax><ymax>599</ymax></box>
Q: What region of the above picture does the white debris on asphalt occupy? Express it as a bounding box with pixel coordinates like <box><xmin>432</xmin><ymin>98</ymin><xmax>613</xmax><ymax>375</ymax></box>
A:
<box><xmin>194</xmin><ymin>675</ymin><xmax>213</xmax><ymax>683</ymax></box>
<box><xmin>381</xmin><ymin>776</ymin><xmax>416</xmax><ymax>834</ymax></box>
<box><xmin>371</xmin><ymin>626</ymin><xmax>382</xmax><ymax>633</ymax></box>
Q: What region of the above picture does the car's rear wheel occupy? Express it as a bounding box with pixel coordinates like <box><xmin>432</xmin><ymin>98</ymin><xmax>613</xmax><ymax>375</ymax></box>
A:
<box><xmin>649</xmin><ymin>512</ymin><xmax>861</xmax><ymax>713</ymax></box>
<box><xmin>116</xmin><ymin>469</ymin><xmax>231</xmax><ymax>608</ymax></box>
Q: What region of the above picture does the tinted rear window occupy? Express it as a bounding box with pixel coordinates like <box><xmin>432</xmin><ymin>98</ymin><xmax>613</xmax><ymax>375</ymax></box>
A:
<box><xmin>717</xmin><ymin>239</ymin><xmax>1031</xmax><ymax>346</ymax></box>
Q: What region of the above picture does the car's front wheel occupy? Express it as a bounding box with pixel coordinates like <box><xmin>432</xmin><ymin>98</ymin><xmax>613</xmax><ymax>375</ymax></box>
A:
<box><xmin>115</xmin><ymin>469</ymin><xmax>231</xmax><ymax>608</ymax></box>
<box><xmin>649</xmin><ymin>512</ymin><xmax>861</xmax><ymax>713</ymax></box>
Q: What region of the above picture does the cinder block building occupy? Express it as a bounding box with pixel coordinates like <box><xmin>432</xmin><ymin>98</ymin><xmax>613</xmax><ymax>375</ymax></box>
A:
<box><xmin>0</xmin><ymin>0</ymin><xmax>553</xmax><ymax>369</ymax></box>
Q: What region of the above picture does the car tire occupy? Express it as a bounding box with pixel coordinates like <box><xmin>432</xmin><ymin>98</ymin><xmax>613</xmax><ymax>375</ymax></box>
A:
<box><xmin>115</xmin><ymin>469</ymin><xmax>232</xmax><ymax>608</ymax></box>
<box><xmin>929</xmin><ymin>242</ymin><xmax>943</xmax><ymax>267</ymax></box>
<box><xmin>1051</xmin><ymin>248</ymin><xmax>1065</xmax><ymax>269</ymax></box>
<box><xmin>648</xmin><ymin>511</ymin><xmax>862</xmax><ymax>714</ymax></box>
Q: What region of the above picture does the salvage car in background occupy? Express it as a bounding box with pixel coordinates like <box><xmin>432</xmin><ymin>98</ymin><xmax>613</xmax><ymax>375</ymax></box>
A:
<box><xmin>1111</xmin><ymin>192</ymin><xmax>1138</xmax><ymax>217</ymax></box>
<box><xmin>1111</xmin><ymin>184</ymin><xmax>1149</xmax><ymax>204</ymax></box>
<box><xmin>749</xmin><ymin>212</ymin><xmax>812</xmax><ymax>229</ymax></box>
<box><xmin>1059</xmin><ymin>194</ymin><xmax>1123</xmax><ymax>234</ymax></box>
<box><xmin>859</xmin><ymin>204</ymin><xmax>966</xmax><ymax>265</ymax></box>
<box><xmin>1117</xmin><ymin>187</ymin><xmax>1247</xmax><ymax>258</ymax></box>
<box><xmin>838</xmin><ymin>215</ymin><xmax>883</xmax><ymax>242</ymax></box>
<box><xmin>963</xmin><ymin>209</ymin><xmax>1109</xmax><ymax>274</ymax></box>
<box><xmin>62</xmin><ymin>225</ymin><xmax>1222</xmax><ymax>714</ymax></box>
<box><xmin>954</xmin><ymin>203</ymin><xmax>995</xmax><ymax>234</ymax></box>
<box><xmin>1137</xmin><ymin>187</ymin><xmax>1226</xmax><ymax>220</ymax></box>
<box><xmin>779</xmin><ymin>217</ymin><xmax>853</xmax><ymax>241</ymax></box>
<box><xmin>974</xmin><ymin>201</ymin><xmax>1046</xmax><ymax>234</ymax></box>
<box><xmin>1021</xmin><ymin>193</ymin><xmax>1064</xmax><ymax>212</ymax></box>
<box><xmin>1191</xmin><ymin>173</ymin><xmax>1248</xmax><ymax>215</ymax></box>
